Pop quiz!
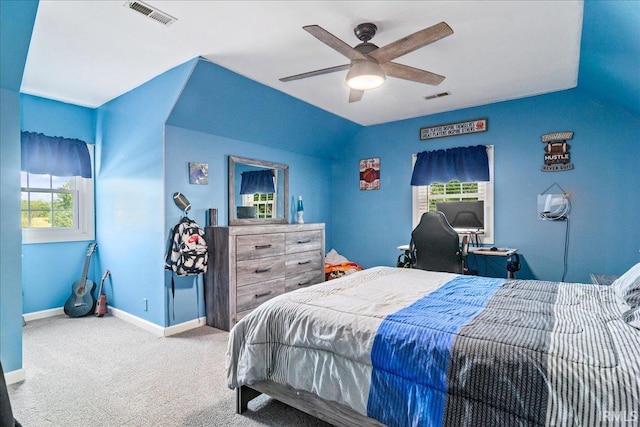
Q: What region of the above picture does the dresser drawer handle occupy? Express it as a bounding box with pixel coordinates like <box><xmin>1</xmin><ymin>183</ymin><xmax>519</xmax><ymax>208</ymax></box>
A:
<box><xmin>255</xmin><ymin>244</ymin><xmax>272</xmax><ymax>250</ymax></box>
<box><xmin>297</xmin><ymin>239</ymin><xmax>311</xmax><ymax>244</ymax></box>
<box><xmin>255</xmin><ymin>291</ymin><xmax>272</xmax><ymax>299</ymax></box>
<box><xmin>255</xmin><ymin>267</ymin><xmax>272</xmax><ymax>273</ymax></box>
<box><xmin>297</xmin><ymin>281</ymin><xmax>310</xmax><ymax>287</ymax></box>
<box><xmin>297</xmin><ymin>260</ymin><xmax>311</xmax><ymax>265</ymax></box>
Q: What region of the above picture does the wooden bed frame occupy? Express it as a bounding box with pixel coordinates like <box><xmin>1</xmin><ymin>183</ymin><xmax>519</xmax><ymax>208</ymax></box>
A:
<box><xmin>236</xmin><ymin>381</ymin><xmax>385</xmax><ymax>427</ymax></box>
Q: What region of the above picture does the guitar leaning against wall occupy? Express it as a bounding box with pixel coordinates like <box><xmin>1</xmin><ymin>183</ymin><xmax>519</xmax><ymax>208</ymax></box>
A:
<box><xmin>64</xmin><ymin>243</ymin><xmax>97</xmax><ymax>318</ymax></box>
<box><xmin>95</xmin><ymin>269</ymin><xmax>110</xmax><ymax>317</ymax></box>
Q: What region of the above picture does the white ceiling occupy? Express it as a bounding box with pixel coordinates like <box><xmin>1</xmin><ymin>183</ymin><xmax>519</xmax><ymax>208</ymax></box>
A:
<box><xmin>21</xmin><ymin>1</ymin><xmax>583</xmax><ymax>126</ymax></box>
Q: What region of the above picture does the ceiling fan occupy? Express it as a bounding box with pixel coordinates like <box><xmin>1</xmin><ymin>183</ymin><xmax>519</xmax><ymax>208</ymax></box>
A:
<box><xmin>280</xmin><ymin>22</ymin><xmax>453</xmax><ymax>103</ymax></box>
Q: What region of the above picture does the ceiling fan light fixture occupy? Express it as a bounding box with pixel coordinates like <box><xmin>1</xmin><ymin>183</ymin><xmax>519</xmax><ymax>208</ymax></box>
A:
<box><xmin>346</xmin><ymin>60</ymin><xmax>386</xmax><ymax>91</ymax></box>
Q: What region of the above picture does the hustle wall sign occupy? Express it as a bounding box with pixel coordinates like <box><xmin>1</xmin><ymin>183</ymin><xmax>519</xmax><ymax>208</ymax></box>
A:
<box><xmin>541</xmin><ymin>131</ymin><xmax>574</xmax><ymax>172</ymax></box>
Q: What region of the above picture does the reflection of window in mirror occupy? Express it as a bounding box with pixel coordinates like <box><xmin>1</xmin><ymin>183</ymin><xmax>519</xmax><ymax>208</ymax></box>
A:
<box><xmin>241</xmin><ymin>192</ymin><xmax>276</xmax><ymax>219</ymax></box>
<box><xmin>229</xmin><ymin>155</ymin><xmax>289</xmax><ymax>225</ymax></box>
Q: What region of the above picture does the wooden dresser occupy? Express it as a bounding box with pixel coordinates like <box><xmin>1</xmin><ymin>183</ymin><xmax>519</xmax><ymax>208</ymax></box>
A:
<box><xmin>204</xmin><ymin>223</ymin><xmax>325</xmax><ymax>331</ymax></box>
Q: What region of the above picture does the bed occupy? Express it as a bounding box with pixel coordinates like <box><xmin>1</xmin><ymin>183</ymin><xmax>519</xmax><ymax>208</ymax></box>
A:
<box><xmin>226</xmin><ymin>266</ymin><xmax>640</xmax><ymax>426</ymax></box>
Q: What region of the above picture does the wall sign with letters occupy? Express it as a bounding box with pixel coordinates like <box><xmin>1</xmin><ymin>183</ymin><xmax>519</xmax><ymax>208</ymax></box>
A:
<box><xmin>419</xmin><ymin>118</ymin><xmax>487</xmax><ymax>140</ymax></box>
<box><xmin>541</xmin><ymin>131</ymin><xmax>574</xmax><ymax>172</ymax></box>
<box><xmin>359</xmin><ymin>157</ymin><xmax>380</xmax><ymax>190</ymax></box>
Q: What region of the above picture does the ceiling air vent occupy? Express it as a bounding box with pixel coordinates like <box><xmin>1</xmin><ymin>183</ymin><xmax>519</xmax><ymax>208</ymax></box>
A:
<box><xmin>424</xmin><ymin>91</ymin><xmax>451</xmax><ymax>101</ymax></box>
<box><xmin>124</xmin><ymin>1</ymin><xmax>177</xmax><ymax>26</ymax></box>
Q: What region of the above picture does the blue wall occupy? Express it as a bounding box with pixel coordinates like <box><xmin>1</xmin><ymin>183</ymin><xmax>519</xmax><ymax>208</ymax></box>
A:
<box><xmin>164</xmin><ymin>126</ymin><xmax>335</xmax><ymax>323</ymax></box>
<box><xmin>4</xmin><ymin>0</ymin><xmax>638</xmax><ymax>379</ymax></box>
<box><xmin>163</xmin><ymin>58</ymin><xmax>358</xmax><ymax>324</ymax></box>
<box><xmin>332</xmin><ymin>89</ymin><xmax>640</xmax><ymax>283</ymax></box>
<box><xmin>94</xmin><ymin>58</ymin><xmax>197</xmax><ymax>327</ymax></box>
<box><xmin>167</xmin><ymin>59</ymin><xmax>361</xmax><ymax>159</ymax></box>
<box><xmin>20</xmin><ymin>95</ymin><xmax>97</xmax><ymax>314</ymax></box>
<box><xmin>0</xmin><ymin>0</ymin><xmax>39</xmax><ymax>374</ymax></box>
<box><xmin>1</xmin><ymin>89</ymin><xmax>25</xmax><ymax>373</ymax></box>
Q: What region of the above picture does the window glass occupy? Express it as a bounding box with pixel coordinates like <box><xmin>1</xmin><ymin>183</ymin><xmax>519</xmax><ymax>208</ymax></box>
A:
<box><xmin>241</xmin><ymin>193</ymin><xmax>276</xmax><ymax>219</ymax></box>
<box><xmin>21</xmin><ymin>145</ymin><xmax>95</xmax><ymax>243</ymax></box>
<box><xmin>412</xmin><ymin>145</ymin><xmax>494</xmax><ymax>244</ymax></box>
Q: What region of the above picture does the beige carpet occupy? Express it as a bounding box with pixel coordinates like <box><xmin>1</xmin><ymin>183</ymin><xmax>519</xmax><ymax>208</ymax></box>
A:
<box><xmin>8</xmin><ymin>314</ymin><xmax>331</xmax><ymax>426</ymax></box>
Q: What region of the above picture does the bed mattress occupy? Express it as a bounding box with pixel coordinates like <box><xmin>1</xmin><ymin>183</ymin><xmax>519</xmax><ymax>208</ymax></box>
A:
<box><xmin>226</xmin><ymin>267</ymin><xmax>640</xmax><ymax>426</ymax></box>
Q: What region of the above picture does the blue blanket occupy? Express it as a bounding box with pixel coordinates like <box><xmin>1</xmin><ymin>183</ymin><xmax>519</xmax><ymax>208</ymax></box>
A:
<box><xmin>367</xmin><ymin>275</ymin><xmax>505</xmax><ymax>427</ymax></box>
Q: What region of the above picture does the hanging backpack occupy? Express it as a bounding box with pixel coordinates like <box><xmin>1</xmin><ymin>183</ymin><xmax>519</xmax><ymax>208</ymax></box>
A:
<box><xmin>165</xmin><ymin>216</ymin><xmax>208</xmax><ymax>320</ymax></box>
<box><xmin>165</xmin><ymin>216</ymin><xmax>208</xmax><ymax>276</ymax></box>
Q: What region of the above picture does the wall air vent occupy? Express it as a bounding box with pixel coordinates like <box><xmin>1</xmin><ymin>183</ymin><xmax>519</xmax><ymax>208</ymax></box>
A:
<box><xmin>124</xmin><ymin>1</ymin><xmax>177</xmax><ymax>26</ymax></box>
<box><xmin>424</xmin><ymin>91</ymin><xmax>451</xmax><ymax>100</ymax></box>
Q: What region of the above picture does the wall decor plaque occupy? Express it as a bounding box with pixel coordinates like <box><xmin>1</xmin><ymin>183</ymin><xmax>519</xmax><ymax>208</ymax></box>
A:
<box><xmin>189</xmin><ymin>162</ymin><xmax>209</xmax><ymax>184</ymax></box>
<box><xmin>541</xmin><ymin>131</ymin><xmax>574</xmax><ymax>172</ymax></box>
<box><xmin>359</xmin><ymin>158</ymin><xmax>380</xmax><ymax>190</ymax></box>
<box><xmin>419</xmin><ymin>118</ymin><xmax>487</xmax><ymax>140</ymax></box>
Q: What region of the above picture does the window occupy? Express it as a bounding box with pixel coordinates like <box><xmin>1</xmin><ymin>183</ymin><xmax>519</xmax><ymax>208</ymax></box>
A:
<box><xmin>412</xmin><ymin>145</ymin><xmax>494</xmax><ymax>244</ymax></box>
<box><xmin>21</xmin><ymin>145</ymin><xmax>95</xmax><ymax>244</ymax></box>
<box><xmin>241</xmin><ymin>193</ymin><xmax>276</xmax><ymax>219</ymax></box>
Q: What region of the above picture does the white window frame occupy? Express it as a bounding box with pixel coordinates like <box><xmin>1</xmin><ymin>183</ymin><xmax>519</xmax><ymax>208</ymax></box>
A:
<box><xmin>22</xmin><ymin>144</ymin><xmax>95</xmax><ymax>244</ymax></box>
<box><xmin>241</xmin><ymin>192</ymin><xmax>277</xmax><ymax>219</ymax></box>
<box><xmin>412</xmin><ymin>145</ymin><xmax>494</xmax><ymax>245</ymax></box>
<box><xmin>240</xmin><ymin>171</ymin><xmax>278</xmax><ymax>219</ymax></box>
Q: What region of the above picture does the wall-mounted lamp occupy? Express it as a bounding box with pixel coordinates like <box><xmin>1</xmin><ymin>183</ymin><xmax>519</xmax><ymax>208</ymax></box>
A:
<box><xmin>346</xmin><ymin>60</ymin><xmax>386</xmax><ymax>91</ymax></box>
<box><xmin>173</xmin><ymin>192</ymin><xmax>191</xmax><ymax>215</ymax></box>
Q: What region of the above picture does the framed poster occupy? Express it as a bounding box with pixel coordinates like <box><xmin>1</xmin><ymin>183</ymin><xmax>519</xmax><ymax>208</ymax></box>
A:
<box><xmin>189</xmin><ymin>162</ymin><xmax>208</xmax><ymax>184</ymax></box>
<box><xmin>359</xmin><ymin>157</ymin><xmax>380</xmax><ymax>190</ymax></box>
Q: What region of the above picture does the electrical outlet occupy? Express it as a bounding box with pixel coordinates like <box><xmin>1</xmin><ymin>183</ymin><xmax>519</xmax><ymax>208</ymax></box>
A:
<box><xmin>143</xmin><ymin>298</ymin><xmax>148</xmax><ymax>311</ymax></box>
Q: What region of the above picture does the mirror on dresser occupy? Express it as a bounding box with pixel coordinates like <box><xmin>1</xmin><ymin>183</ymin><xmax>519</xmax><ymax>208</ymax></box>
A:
<box><xmin>228</xmin><ymin>155</ymin><xmax>289</xmax><ymax>225</ymax></box>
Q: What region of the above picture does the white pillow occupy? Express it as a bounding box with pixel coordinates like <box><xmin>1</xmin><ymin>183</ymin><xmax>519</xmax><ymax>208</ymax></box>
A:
<box><xmin>612</xmin><ymin>262</ymin><xmax>640</xmax><ymax>307</ymax></box>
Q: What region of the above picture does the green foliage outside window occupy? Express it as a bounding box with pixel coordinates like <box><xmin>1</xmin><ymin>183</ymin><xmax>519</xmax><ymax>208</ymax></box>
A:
<box><xmin>252</xmin><ymin>193</ymin><xmax>275</xmax><ymax>219</ymax></box>
<box><xmin>21</xmin><ymin>180</ymin><xmax>75</xmax><ymax>229</ymax></box>
<box><xmin>428</xmin><ymin>180</ymin><xmax>480</xmax><ymax>212</ymax></box>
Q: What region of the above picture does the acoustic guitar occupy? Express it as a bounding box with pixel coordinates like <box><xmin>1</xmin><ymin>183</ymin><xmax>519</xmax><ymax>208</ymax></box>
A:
<box><xmin>64</xmin><ymin>243</ymin><xmax>97</xmax><ymax>318</ymax></box>
<box><xmin>95</xmin><ymin>270</ymin><xmax>110</xmax><ymax>317</ymax></box>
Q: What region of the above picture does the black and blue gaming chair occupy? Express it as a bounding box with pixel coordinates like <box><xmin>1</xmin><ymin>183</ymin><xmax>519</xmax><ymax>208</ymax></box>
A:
<box><xmin>410</xmin><ymin>211</ymin><xmax>470</xmax><ymax>274</ymax></box>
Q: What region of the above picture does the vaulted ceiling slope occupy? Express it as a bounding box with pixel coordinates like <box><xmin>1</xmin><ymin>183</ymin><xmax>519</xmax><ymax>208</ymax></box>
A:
<box><xmin>20</xmin><ymin>1</ymin><xmax>639</xmax><ymax>125</ymax></box>
<box><xmin>578</xmin><ymin>0</ymin><xmax>639</xmax><ymax>117</ymax></box>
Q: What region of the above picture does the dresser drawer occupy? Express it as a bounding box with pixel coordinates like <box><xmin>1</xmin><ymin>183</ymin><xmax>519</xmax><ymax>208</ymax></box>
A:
<box><xmin>236</xmin><ymin>277</ymin><xmax>285</xmax><ymax>314</ymax></box>
<box><xmin>236</xmin><ymin>233</ymin><xmax>285</xmax><ymax>261</ymax></box>
<box><xmin>286</xmin><ymin>270</ymin><xmax>325</xmax><ymax>292</ymax></box>
<box><xmin>286</xmin><ymin>230</ymin><xmax>323</xmax><ymax>254</ymax></box>
<box><xmin>206</xmin><ymin>224</ymin><xmax>324</xmax><ymax>332</ymax></box>
<box><xmin>286</xmin><ymin>250</ymin><xmax>323</xmax><ymax>276</ymax></box>
<box><xmin>237</xmin><ymin>256</ymin><xmax>285</xmax><ymax>287</ymax></box>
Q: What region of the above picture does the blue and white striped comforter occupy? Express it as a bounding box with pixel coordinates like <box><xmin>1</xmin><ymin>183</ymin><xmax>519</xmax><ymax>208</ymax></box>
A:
<box><xmin>226</xmin><ymin>267</ymin><xmax>640</xmax><ymax>426</ymax></box>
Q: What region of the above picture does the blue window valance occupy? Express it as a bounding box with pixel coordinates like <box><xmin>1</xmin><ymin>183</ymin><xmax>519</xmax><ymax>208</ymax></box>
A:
<box><xmin>411</xmin><ymin>145</ymin><xmax>489</xmax><ymax>186</ymax></box>
<box><xmin>21</xmin><ymin>131</ymin><xmax>92</xmax><ymax>178</ymax></box>
<box><xmin>240</xmin><ymin>170</ymin><xmax>275</xmax><ymax>194</ymax></box>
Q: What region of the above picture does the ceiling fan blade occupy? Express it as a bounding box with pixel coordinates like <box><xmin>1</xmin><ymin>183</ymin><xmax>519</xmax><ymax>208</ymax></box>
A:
<box><xmin>280</xmin><ymin>64</ymin><xmax>350</xmax><ymax>82</ymax></box>
<box><xmin>370</xmin><ymin>22</ymin><xmax>453</xmax><ymax>63</ymax></box>
<box><xmin>303</xmin><ymin>25</ymin><xmax>368</xmax><ymax>61</ymax></box>
<box><xmin>348</xmin><ymin>89</ymin><xmax>364</xmax><ymax>103</ymax></box>
<box><xmin>381</xmin><ymin>62</ymin><xmax>445</xmax><ymax>86</ymax></box>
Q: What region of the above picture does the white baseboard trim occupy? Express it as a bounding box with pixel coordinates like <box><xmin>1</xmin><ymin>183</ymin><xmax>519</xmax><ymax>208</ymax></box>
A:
<box><xmin>108</xmin><ymin>306</ymin><xmax>166</xmax><ymax>337</ymax></box>
<box><xmin>107</xmin><ymin>307</ymin><xmax>206</xmax><ymax>337</ymax></box>
<box><xmin>5</xmin><ymin>368</ymin><xmax>26</xmax><ymax>385</ymax></box>
<box><xmin>24</xmin><ymin>307</ymin><xmax>206</xmax><ymax>338</ymax></box>
<box><xmin>23</xmin><ymin>307</ymin><xmax>64</xmax><ymax>322</ymax></box>
<box><xmin>163</xmin><ymin>316</ymin><xmax>207</xmax><ymax>337</ymax></box>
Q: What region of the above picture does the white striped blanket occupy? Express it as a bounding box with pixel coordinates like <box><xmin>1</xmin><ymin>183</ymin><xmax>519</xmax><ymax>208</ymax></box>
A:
<box><xmin>226</xmin><ymin>267</ymin><xmax>640</xmax><ymax>426</ymax></box>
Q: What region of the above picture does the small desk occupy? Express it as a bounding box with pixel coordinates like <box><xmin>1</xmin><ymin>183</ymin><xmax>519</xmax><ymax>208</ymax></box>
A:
<box><xmin>396</xmin><ymin>245</ymin><xmax>519</xmax><ymax>279</ymax></box>
<box><xmin>469</xmin><ymin>247</ymin><xmax>517</xmax><ymax>257</ymax></box>
<box><xmin>469</xmin><ymin>248</ymin><xmax>518</xmax><ymax>279</ymax></box>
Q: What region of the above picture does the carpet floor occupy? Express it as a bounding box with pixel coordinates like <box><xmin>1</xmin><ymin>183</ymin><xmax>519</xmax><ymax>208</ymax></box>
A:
<box><xmin>8</xmin><ymin>314</ymin><xmax>331</xmax><ymax>426</ymax></box>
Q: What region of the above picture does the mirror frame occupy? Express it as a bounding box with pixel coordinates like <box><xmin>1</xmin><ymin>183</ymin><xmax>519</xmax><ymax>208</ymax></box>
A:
<box><xmin>228</xmin><ymin>155</ymin><xmax>289</xmax><ymax>226</ymax></box>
